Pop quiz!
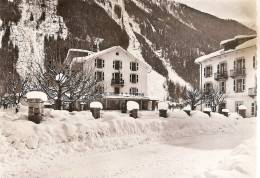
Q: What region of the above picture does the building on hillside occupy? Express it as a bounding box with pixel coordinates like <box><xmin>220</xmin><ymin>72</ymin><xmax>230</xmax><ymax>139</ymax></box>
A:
<box><xmin>65</xmin><ymin>46</ymin><xmax>158</xmax><ymax>110</ymax></box>
<box><xmin>195</xmin><ymin>35</ymin><xmax>257</xmax><ymax>117</ymax></box>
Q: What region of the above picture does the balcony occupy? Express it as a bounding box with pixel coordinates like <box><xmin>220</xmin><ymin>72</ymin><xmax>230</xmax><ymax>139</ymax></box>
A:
<box><xmin>111</xmin><ymin>79</ymin><xmax>124</xmax><ymax>86</ymax></box>
<box><xmin>248</xmin><ymin>88</ymin><xmax>256</xmax><ymax>97</ymax></box>
<box><xmin>214</xmin><ymin>71</ymin><xmax>228</xmax><ymax>81</ymax></box>
<box><xmin>104</xmin><ymin>92</ymin><xmax>145</xmax><ymax>97</ymax></box>
<box><xmin>230</xmin><ymin>68</ymin><xmax>246</xmax><ymax>78</ymax></box>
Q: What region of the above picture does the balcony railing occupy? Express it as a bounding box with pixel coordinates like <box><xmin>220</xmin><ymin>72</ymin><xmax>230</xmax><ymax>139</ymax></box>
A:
<box><xmin>111</xmin><ymin>79</ymin><xmax>124</xmax><ymax>86</ymax></box>
<box><xmin>104</xmin><ymin>92</ymin><xmax>145</xmax><ymax>97</ymax></box>
<box><xmin>214</xmin><ymin>71</ymin><xmax>228</xmax><ymax>80</ymax></box>
<box><xmin>248</xmin><ymin>88</ymin><xmax>256</xmax><ymax>96</ymax></box>
<box><xmin>230</xmin><ymin>68</ymin><xmax>246</xmax><ymax>78</ymax></box>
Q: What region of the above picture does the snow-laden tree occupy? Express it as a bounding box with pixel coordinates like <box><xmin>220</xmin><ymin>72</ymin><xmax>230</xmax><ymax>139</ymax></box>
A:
<box><xmin>5</xmin><ymin>75</ymin><xmax>30</xmax><ymax>112</ymax></box>
<box><xmin>183</xmin><ymin>88</ymin><xmax>204</xmax><ymax>110</ymax></box>
<box><xmin>204</xmin><ymin>86</ymin><xmax>224</xmax><ymax>112</ymax></box>
<box><xmin>34</xmin><ymin>61</ymin><xmax>100</xmax><ymax>111</ymax></box>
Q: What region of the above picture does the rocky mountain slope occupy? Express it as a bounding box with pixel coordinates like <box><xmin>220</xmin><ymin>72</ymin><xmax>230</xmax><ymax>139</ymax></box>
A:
<box><xmin>0</xmin><ymin>0</ymin><xmax>255</xmax><ymax>99</ymax></box>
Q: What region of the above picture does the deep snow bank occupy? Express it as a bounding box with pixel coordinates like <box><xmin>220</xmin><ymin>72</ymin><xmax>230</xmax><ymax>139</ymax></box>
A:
<box><xmin>195</xmin><ymin>138</ymin><xmax>256</xmax><ymax>178</ymax></box>
<box><xmin>0</xmin><ymin>109</ymin><xmax>239</xmax><ymax>152</ymax></box>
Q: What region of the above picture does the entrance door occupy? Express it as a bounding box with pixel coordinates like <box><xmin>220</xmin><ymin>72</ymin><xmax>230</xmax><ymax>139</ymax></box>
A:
<box><xmin>114</xmin><ymin>87</ymin><xmax>120</xmax><ymax>94</ymax></box>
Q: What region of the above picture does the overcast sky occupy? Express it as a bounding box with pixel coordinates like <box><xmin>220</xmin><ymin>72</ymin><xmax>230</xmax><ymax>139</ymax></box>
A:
<box><xmin>175</xmin><ymin>0</ymin><xmax>256</xmax><ymax>29</ymax></box>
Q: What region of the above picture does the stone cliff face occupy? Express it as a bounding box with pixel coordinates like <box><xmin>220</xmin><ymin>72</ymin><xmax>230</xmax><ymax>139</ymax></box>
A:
<box><xmin>0</xmin><ymin>0</ymin><xmax>255</xmax><ymax>98</ymax></box>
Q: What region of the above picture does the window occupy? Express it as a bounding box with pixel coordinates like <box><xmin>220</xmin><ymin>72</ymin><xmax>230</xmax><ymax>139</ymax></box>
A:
<box><xmin>204</xmin><ymin>65</ymin><xmax>212</xmax><ymax>78</ymax></box>
<box><xmin>116</xmin><ymin>52</ymin><xmax>119</xmax><ymax>56</ymax></box>
<box><xmin>130</xmin><ymin>74</ymin><xmax>139</xmax><ymax>83</ymax></box>
<box><xmin>217</xmin><ymin>62</ymin><xmax>227</xmax><ymax>74</ymax></box>
<box><xmin>130</xmin><ymin>88</ymin><xmax>138</xmax><ymax>95</ymax></box>
<box><xmin>234</xmin><ymin>57</ymin><xmax>245</xmax><ymax>74</ymax></box>
<box><xmin>253</xmin><ymin>56</ymin><xmax>256</xmax><ymax>68</ymax></box>
<box><xmin>234</xmin><ymin>78</ymin><xmax>245</xmax><ymax>93</ymax></box>
<box><xmin>113</xmin><ymin>60</ymin><xmax>122</xmax><ymax>70</ymax></box>
<box><xmin>95</xmin><ymin>71</ymin><xmax>104</xmax><ymax>81</ymax></box>
<box><xmin>251</xmin><ymin>103</ymin><xmax>256</xmax><ymax>116</ymax></box>
<box><xmin>203</xmin><ymin>82</ymin><xmax>213</xmax><ymax>93</ymax></box>
<box><xmin>95</xmin><ymin>58</ymin><xmax>104</xmax><ymax>68</ymax></box>
<box><xmin>130</xmin><ymin>62</ymin><xmax>139</xmax><ymax>71</ymax></box>
<box><xmin>220</xmin><ymin>81</ymin><xmax>226</xmax><ymax>93</ymax></box>
<box><xmin>235</xmin><ymin>101</ymin><xmax>243</xmax><ymax>113</ymax></box>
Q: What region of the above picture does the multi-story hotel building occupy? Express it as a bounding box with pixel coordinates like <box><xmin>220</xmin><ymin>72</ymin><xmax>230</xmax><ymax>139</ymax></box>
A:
<box><xmin>195</xmin><ymin>35</ymin><xmax>257</xmax><ymax>117</ymax></box>
<box><xmin>65</xmin><ymin>46</ymin><xmax>158</xmax><ymax>110</ymax></box>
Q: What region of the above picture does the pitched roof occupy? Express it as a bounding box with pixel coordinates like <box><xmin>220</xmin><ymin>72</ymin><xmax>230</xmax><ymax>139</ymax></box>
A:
<box><xmin>64</xmin><ymin>48</ymin><xmax>94</xmax><ymax>65</ymax></box>
<box><xmin>195</xmin><ymin>37</ymin><xmax>256</xmax><ymax>64</ymax></box>
<box><xmin>72</xmin><ymin>46</ymin><xmax>152</xmax><ymax>72</ymax></box>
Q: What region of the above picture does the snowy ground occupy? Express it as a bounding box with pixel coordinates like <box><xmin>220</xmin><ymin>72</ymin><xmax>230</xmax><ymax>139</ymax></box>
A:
<box><xmin>0</xmin><ymin>107</ymin><xmax>256</xmax><ymax>178</ymax></box>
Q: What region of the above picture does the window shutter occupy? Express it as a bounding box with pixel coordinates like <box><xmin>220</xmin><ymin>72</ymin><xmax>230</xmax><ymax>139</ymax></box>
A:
<box><xmin>137</xmin><ymin>75</ymin><xmax>139</xmax><ymax>83</ymax></box>
<box><xmin>113</xmin><ymin>61</ymin><xmax>115</xmax><ymax>69</ymax></box>
<box><xmin>203</xmin><ymin>84</ymin><xmax>206</xmax><ymax>92</ymax></box>
<box><xmin>242</xmin><ymin>58</ymin><xmax>245</xmax><ymax>68</ymax></box>
<box><xmin>130</xmin><ymin>62</ymin><xmax>132</xmax><ymax>70</ymax></box>
<box><xmin>233</xmin><ymin>80</ymin><xmax>236</xmax><ymax>92</ymax></box>
<box><xmin>242</xmin><ymin>79</ymin><xmax>245</xmax><ymax>91</ymax></box>
<box><xmin>102</xmin><ymin>60</ymin><xmax>104</xmax><ymax>68</ymax></box>
<box><xmin>137</xmin><ymin>63</ymin><xmax>139</xmax><ymax>70</ymax></box>
<box><xmin>204</xmin><ymin>68</ymin><xmax>206</xmax><ymax>77</ymax></box>
<box><xmin>120</xmin><ymin>61</ymin><xmax>122</xmax><ymax>69</ymax></box>
<box><xmin>130</xmin><ymin>74</ymin><xmax>132</xmax><ymax>83</ymax></box>
<box><xmin>102</xmin><ymin>72</ymin><xmax>104</xmax><ymax>80</ymax></box>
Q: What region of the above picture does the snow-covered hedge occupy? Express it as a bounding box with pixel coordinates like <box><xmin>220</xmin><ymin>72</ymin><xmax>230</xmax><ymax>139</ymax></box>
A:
<box><xmin>0</xmin><ymin>108</ymin><xmax>239</xmax><ymax>153</ymax></box>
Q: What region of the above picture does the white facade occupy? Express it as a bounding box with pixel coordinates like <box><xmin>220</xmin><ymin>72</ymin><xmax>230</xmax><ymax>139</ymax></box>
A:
<box><xmin>195</xmin><ymin>36</ymin><xmax>257</xmax><ymax>117</ymax></box>
<box><xmin>80</xmin><ymin>46</ymin><xmax>151</xmax><ymax>97</ymax></box>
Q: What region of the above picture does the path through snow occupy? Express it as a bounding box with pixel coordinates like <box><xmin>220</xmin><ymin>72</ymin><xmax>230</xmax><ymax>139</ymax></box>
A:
<box><xmin>10</xmin><ymin>118</ymin><xmax>255</xmax><ymax>178</ymax></box>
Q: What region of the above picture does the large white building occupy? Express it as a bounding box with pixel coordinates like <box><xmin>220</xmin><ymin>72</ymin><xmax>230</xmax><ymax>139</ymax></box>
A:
<box><xmin>195</xmin><ymin>35</ymin><xmax>257</xmax><ymax>117</ymax></box>
<box><xmin>65</xmin><ymin>46</ymin><xmax>158</xmax><ymax>110</ymax></box>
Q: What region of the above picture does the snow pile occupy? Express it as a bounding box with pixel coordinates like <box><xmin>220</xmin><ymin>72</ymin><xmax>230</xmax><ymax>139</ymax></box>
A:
<box><xmin>198</xmin><ymin>138</ymin><xmax>256</xmax><ymax>178</ymax></box>
<box><xmin>203</xmin><ymin>108</ymin><xmax>212</xmax><ymax>112</ymax></box>
<box><xmin>183</xmin><ymin>105</ymin><xmax>191</xmax><ymax>111</ymax></box>
<box><xmin>90</xmin><ymin>102</ymin><xmax>103</xmax><ymax>109</ymax></box>
<box><xmin>191</xmin><ymin>110</ymin><xmax>210</xmax><ymax>119</ymax></box>
<box><xmin>168</xmin><ymin>109</ymin><xmax>189</xmax><ymax>119</ymax></box>
<box><xmin>0</xmin><ymin>109</ymin><xmax>239</xmax><ymax>152</ymax></box>
<box><xmin>211</xmin><ymin>112</ymin><xmax>228</xmax><ymax>120</ymax></box>
<box><xmin>229</xmin><ymin>112</ymin><xmax>243</xmax><ymax>120</ymax></box>
<box><xmin>158</xmin><ymin>102</ymin><xmax>168</xmax><ymax>110</ymax></box>
<box><xmin>127</xmin><ymin>101</ymin><xmax>139</xmax><ymax>111</ymax></box>
<box><xmin>26</xmin><ymin>91</ymin><xmax>48</xmax><ymax>101</ymax></box>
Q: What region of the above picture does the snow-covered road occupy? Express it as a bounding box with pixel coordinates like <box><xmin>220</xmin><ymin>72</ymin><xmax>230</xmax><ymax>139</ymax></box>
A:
<box><xmin>35</xmin><ymin>120</ymin><xmax>255</xmax><ymax>178</ymax></box>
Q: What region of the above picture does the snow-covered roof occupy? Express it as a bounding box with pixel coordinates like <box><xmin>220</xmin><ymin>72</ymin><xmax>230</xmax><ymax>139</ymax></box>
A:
<box><xmin>236</xmin><ymin>38</ymin><xmax>256</xmax><ymax>50</ymax></box>
<box><xmin>64</xmin><ymin>48</ymin><xmax>94</xmax><ymax>65</ymax></box>
<box><xmin>222</xmin><ymin>109</ymin><xmax>229</xmax><ymax>113</ymax></box>
<box><xmin>158</xmin><ymin>102</ymin><xmax>168</xmax><ymax>110</ymax></box>
<box><xmin>26</xmin><ymin>91</ymin><xmax>48</xmax><ymax>101</ymax></box>
<box><xmin>90</xmin><ymin>101</ymin><xmax>103</xmax><ymax>109</ymax></box>
<box><xmin>73</xmin><ymin>46</ymin><xmax>152</xmax><ymax>72</ymax></box>
<box><xmin>195</xmin><ymin>36</ymin><xmax>256</xmax><ymax>63</ymax></box>
<box><xmin>203</xmin><ymin>108</ymin><xmax>212</xmax><ymax>112</ymax></box>
<box><xmin>127</xmin><ymin>101</ymin><xmax>139</xmax><ymax>110</ymax></box>
<box><xmin>238</xmin><ymin>105</ymin><xmax>247</xmax><ymax>110</ymax></box>
<box><xmin>220</xmin><ymin>35</ymin><xmax>256</xmax><ymax>46</ymax></box>
<box><xmin>183</xmin><ymin>105</ymin><xmax>191</xmax><ymax>111</ymax></box>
